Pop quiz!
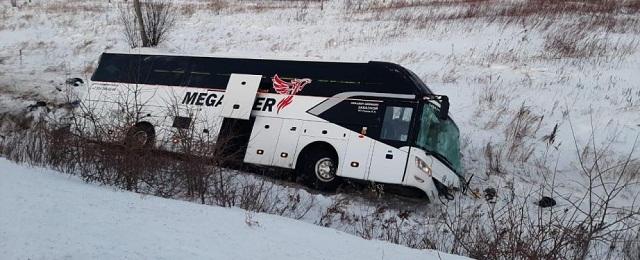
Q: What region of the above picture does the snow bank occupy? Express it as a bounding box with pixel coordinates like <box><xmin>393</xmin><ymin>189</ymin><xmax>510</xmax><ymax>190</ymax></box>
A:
<box><xmin>0</xmin><ymin>158</ymin><xmax>466</xmax><ymax>260</ymax></box>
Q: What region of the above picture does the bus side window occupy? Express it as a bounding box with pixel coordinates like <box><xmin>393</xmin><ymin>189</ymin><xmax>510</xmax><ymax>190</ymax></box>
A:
<box><xmin>380</xmin><ymin>106</ymin><xmax>413</xmax><ymax>142</ymax></box>
<box><xmin>148</xmin><ymin>56</ymin><xmax>188</xmax><ymax>86</ymax></box>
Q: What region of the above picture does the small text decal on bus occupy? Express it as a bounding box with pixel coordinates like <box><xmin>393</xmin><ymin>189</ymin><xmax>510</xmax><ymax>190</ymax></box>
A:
<box><xmin>272</xmin><ymin>74</ymin><xmax>311</xmax><ymax>113</ymax></box>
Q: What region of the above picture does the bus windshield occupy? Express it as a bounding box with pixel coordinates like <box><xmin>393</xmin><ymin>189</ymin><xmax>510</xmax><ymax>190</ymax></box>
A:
<box><xmin>414</xmin><ymin>102</ymin><xmax>462</xmax><ymax>175</ymax></box>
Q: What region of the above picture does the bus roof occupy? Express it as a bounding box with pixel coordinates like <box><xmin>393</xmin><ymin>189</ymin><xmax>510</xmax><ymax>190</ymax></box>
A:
<box><xmin>104</xmin><ymin>49</ymin><xmax>368</xmax><ymax>64</ymax></box>
<box><xmin>91</xmin><ymin>52</ymin><xmax>433</xmax><ymax>97</ymax></box>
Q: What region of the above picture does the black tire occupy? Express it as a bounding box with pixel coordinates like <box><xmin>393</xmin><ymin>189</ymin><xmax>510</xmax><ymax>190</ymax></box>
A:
<box><xmin>124</xmin><ymin>123</ymin><xmax>155</xmax><ymax>149</ymax></box>
<box><xmin>297</xmin><ymin>149</ymin><xmax>340</xmax><ymax>191</ymax></box>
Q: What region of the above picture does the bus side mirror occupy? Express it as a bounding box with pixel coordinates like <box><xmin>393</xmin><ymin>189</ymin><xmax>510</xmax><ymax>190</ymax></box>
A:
<box><xmin>438</xmin><ymin>96</ymin><xmax>449</xmax><ymax>120</ymax></box>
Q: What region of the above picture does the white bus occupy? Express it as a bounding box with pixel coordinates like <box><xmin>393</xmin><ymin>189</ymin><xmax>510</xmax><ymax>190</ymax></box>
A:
<box><xmin>79</xmin><ymin>52</ymin><xmax>463</xmax><ymax>201</ymax></box>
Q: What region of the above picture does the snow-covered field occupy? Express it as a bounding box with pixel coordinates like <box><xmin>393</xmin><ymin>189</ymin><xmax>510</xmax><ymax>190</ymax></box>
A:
<box><xmin>0</xmin><ymin>158</ymin><xmax>466</xmax><ymax>259</ymax></box>
<box><xmin>1</xmin><ymin>0</ymin><xmax>640</xmax><ymax>259</ymax></box>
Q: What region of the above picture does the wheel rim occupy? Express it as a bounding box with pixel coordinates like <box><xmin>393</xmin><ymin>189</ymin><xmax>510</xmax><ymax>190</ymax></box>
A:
<box><xmin>314</xmin><ymin>157</ymin><xmax>335</xmax><ymax>182</ymax></box>
<box><xmin>130</xmin><ymin>130</ymin><xmax>148</xmax><ymax>147</ymax></box>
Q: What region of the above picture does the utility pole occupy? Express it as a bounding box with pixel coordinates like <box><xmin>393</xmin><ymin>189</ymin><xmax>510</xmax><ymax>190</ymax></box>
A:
<box><xmin>133</xmin><ymin>0</ymin><xmax>150</xmax><ymax>47</ymax></box>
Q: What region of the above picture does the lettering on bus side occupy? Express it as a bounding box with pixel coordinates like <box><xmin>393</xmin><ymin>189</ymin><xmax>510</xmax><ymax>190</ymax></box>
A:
<box><xmin>252</xmin><ymin>97</ymin><xmax>275</xmax><ymax>112</ymax></box>
<box><xmin>181</xmin><ymin>92</ymin><xmax>275</xmax><ymax>112</ymax></box>
<box><xmin>182</xmin><ymin>92</ymin><xmax>224</xmax><ymax>107</ymax></box>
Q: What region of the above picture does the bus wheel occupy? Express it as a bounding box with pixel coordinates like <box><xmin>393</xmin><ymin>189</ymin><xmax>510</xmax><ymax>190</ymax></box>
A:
<box><xmin>298</xmin><ymin>150</ymin><xmax>340</xmax><ymax>191</ymax></box>
<box><xmin>124</xmin><ymin>123</ymin><xmax>155</xmax><ymax>149</ymax></box>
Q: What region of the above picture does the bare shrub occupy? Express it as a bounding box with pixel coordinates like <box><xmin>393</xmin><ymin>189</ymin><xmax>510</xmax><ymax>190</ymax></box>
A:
<box><xmin>143</xmin><ymin>0</ymin><xmax>176</xmax><ymax>47</ymax></box>
<box><xmin>623</xmin><ymin>230</ymin><xmax>640</xmax><ymax>259</ymax></box>
<box><xmin>0</xmin><ymin>118</ymin><xmax>47</xmax><ymax>165</ymax></box>
<box><xmin>442</xmin><ymin>120</ymin><xmax>640</xmax><ymax>259</ymax></box>
<box><xmin>318</xmin><ymin>197</ymin><xmax>352</xmax><ymax>227</ymax></box>
<box><xmin>0</xmin><ymin>88</ymin><xmax>317</xmax><ymax>222</ymax></box>
<box><xmin>444</xmin><ymin>180</ymin><xmax>639</xmax><ymax>259</ymax></box>
<box><xmin>119</xmin><ymin>0</ymin><xmax>177</xmax><ymax>48</ymax></box>
<box><xmin>317</xmin><ymin>197</ymin><xmax>449</xmax><ymax>250</ymax></box>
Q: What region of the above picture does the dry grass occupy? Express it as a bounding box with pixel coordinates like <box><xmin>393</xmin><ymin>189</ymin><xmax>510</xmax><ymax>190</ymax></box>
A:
<box><xmin>43</xmin><ymin>1</ymin><xmax>106</xmax><ymax>14</ymax></box>
<box><xmin>179</xmin><ymin>1</ymin><xmax>229</xmax><ymax>16</ymax></box>
<box><xmin>543</xmin><ymin>26</ymin><xmax>639</xmax><ymax>61</ymax></box>
<box><xmin>1</xmin><ymin>102</ymin><xmax>639</xmax><ymax>259</ymax></box>
<box><xmin>0</xmin><ymin>110</ymin><xmax>316</xmax><ymax>218</ymax></box>
<box><xmin>345</xmin><ymin>0</ymin><xmax>640</xmax><ymax>19</ymax></box>
<box><xmin>504</xmin><ymin>103</ymin><xmax>542</xmax><ymax>162</ymax></box>
<box><xmin>343</xmin><ymin>0</ymin><xmax>640</xmax><ymax>57</ymax></box>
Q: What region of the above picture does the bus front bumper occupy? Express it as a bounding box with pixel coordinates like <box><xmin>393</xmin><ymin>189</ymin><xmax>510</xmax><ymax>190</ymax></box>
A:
<box><xmin>403</xmin><ymin>148</ymin><xmax>461</xmax><ymax>201</ymax></box>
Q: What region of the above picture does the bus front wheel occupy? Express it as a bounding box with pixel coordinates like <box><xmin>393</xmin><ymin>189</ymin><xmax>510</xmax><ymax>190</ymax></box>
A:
<box><xmin>297</xmin><ymin>149</ymin><xmax>340</xmax><ymax>191</ymax></box>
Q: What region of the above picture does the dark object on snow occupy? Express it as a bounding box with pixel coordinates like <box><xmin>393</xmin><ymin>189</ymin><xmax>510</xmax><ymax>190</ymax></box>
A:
<box><xmin>542</xmin><ymin>123</ymin><xmax>558</xmax><ymax>145</ymax></box>
<box><xmin>57</xmin><ymin>100</ymin><xmax>81</xmax><ymax>110</ymax></box>
<box><xmin>483</xmin><ymin>187</ymin><xmax>497</xmax><ymax>202</ymax></box>
<box><xmin>69</xmin><ymin>100</ymin><xmax>81</xmax><ymax>108</ymax></box>
<box><xmin>27</xmin><ymin>101</ymin><xmax>49</xmax><ymax>112</ymax></box>
<box><xmin>66</xmin><ymin>77</ymin><xmax>84</xmax><ymax>87</ymax></box>
<box><xmin>537</xmin><ymin>196</ymin><xmax>556</xmax><ymax>208</ymax></box>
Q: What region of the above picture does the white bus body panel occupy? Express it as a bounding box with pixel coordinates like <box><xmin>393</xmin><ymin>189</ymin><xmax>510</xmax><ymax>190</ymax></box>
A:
<box><xmin>272</xmin><ymin>119</ymin><xmax>303</xmax><ymax>168</ymax></box>
<box><xmin>221</xmin><ymin>74</ymin><xmax>262</xmax><ymax>120</ymax></box>
<box><xmin>244</xmin><ymin>117</ymin><xmax>284</xmax><ymax>165</ymax></box>
<box><xmin>340</xmin><ymin>133</ymin><xmax>374</xmax><ymax>180</ymax></box>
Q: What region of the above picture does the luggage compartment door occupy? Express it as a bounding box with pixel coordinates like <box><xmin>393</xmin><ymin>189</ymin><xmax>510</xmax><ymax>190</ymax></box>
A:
<box><xmin>243</xmin><ymin>117</ymin><xmax>283</xmax><ymax>166</ymax></box>
<box><xmin>221</xmin><ymin>74</ymin><xmax>262</xmax><ymax>120</ymax></box>
<box><xmin>340</xmin><ymin>132</ymin><xmax>374</xmax><ymax>180</ymax></box>
<box><xmin>272</xmin><ymin>119</ymin><xmax>303</xmax><ymax>168</ymax></box>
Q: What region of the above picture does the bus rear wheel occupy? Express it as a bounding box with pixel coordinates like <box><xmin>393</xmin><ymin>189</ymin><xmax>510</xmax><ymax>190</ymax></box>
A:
<box><xmin>124</xmin><ymin>123</ymin><xmax>155</xmax><ymax>149</ymax></box>
<box><xmin>297</xmin><ymin>150</ymin><xmax>340</xmax><ymax>191</ymax></box>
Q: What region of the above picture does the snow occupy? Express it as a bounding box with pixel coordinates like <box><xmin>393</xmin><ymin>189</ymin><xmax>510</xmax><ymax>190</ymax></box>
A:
<box><xmin>1</xmin><ymin>0</ymin><xmax>640</xmax><ymax>258</ymax></box>
<box><xmin>0</xmin><ymin>158</ymin><xmax>466</xmax><ymax>260</ymax></box>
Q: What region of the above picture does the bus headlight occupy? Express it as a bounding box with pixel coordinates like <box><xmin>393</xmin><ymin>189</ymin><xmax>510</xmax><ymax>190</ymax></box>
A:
<box><xmin>415</xmin><ymin>157</ymin><xmax>432</xmax><ymax>177</ymax></box>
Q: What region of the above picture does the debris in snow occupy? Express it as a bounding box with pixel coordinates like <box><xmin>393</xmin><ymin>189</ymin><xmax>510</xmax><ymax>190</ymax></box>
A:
<box><xmin>27</xmin><ymin>101</ymin><xmax>48</xmax><ymax>112</ymax></box>
<box><xmin>542</xmin><ymin>123</ymin><xmax>558</xmax><ymax>146</ymax></box>
<box><xmin>484</xmin><ymin>187</ymin><xmax>497</xmax><ymax>203</ymax></box>
<box><xmin>536</xmin><ymin>196</ymin><xmax>557</xmax><ymax>208</ymax></box>
<box><xmin>65</xmin><ymin>77</ymin><xmax>84</xmax><ymax>87</ymax></box>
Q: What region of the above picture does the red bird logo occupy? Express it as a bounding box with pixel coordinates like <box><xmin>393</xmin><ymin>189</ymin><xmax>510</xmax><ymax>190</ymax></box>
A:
<box><xmin>271</xmin><ymin>74</ymin><xmax>311</xmax><ymax>113</ymax></box>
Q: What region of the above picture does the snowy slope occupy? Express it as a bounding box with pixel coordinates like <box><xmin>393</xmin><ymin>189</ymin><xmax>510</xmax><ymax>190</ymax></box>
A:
<box><xmin>1</xmin><ymin>0</ymin><xmax>640</xmax><ymax>258</ymax></box>
<box><xmin>0</xmin><ymin>158</ymin><xmax>466</xmax><ymax>260</ymax></box>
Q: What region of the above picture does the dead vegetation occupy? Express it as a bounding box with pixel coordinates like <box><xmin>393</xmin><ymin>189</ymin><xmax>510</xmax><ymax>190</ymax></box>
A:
<box><xmin>2</xmin><ymin>0</ymin><xmax>640</xmax><ymax>258</ymax></box>
<box><xmin>344</xmin><ymin>0</ymin><xmax>640</xmax><ymax>21</ymax></box>
<box><xmin>0</xmin><ymin>98</ymin><xmax>315</xmax><ymax>220</ymax></box>
<box><xmin>119</xmin><ymin>0</ymin><xmax>176</xmax><ymax>48</ymax></box>
<box><xmin>343</xmin><ymin>0</ymin><xmax>640</xmax><ymax>63</ymax></box>
<box><xmin>2</xmin><ymin>100</ymin><xmax>638</xmax><ymax>259</ymax></box>
<box><xmin>42</xmin><ymin>1</ymin><xmax>106</xmax><ymax>14</ymax></box>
